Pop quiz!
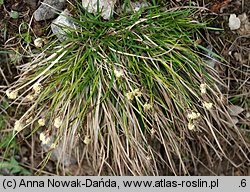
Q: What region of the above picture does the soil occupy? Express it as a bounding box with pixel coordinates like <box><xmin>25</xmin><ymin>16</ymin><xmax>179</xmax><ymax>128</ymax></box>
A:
<box><xmin>0</xmin><ymin>0</ymin><xmax>250</xmax><ymax>175</ymax></box>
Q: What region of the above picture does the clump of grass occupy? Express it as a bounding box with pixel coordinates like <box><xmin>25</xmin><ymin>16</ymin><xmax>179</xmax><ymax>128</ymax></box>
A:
<box><xmin>6</xmin><ymin>1</ymin><xmax>249</xmax><ymax>175</ymax></box>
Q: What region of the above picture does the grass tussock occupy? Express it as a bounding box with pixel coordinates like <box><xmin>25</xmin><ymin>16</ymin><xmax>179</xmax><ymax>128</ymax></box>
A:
<box><xmin>4</xmin><ymin>2</ymin><xmax>250</xmax><ymax>175</ymax></box>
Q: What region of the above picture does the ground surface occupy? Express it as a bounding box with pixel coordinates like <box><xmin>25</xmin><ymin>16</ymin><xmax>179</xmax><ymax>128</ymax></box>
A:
<box><xmin>0</xmin><ymin>0</ymin><xmax>250</xmax><ymax>175</ymax></box>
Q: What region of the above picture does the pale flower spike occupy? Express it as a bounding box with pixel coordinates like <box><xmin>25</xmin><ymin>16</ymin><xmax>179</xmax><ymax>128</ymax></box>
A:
<box><xmin>203</xmin><ymin>102</ymin><xmax>213</xmax><ymax>110</ymax></box>
<box><xmin>34</xmin><ymin>38</ymin><xmax>44</xmax><ymax>48</ymax></box>
<box><xmin>26</xmin><ymin>94</ymin><xmax>34</xmax><ymax>101</ymax></box>
<box><xmin>38</xmin><ymin>118</ymin><xmax>46</xmax><ymax>127</ymax></box>
<box><xmin>39</xmin><ymin>132</ymin><xmax>51</xmax><ymax>145</ymax></box>
<box><xmin>84</xmin><ymin>136</ymin><xmax>91</xmax><ymax>145</ymax></box>
<box><xmin>54</xmin><ymin>117</ymin><xmax>62</xmax><ymax>128</ymax></box>
<box><xmin>114</xmin><ymin>69</ymin><xmax>124</xmax><ymax>78</ymax></box>
<box><xmin>126</xmin><ymin>88</ymin><xmax>142</xmax><ymax>100</ymax></box>
<box><xmin>143</xmin><ymin>103</ymin><xmax>152</xmax><ymax>112</ymax></box>
<box><xmin>188</xmin><ymin>122</ymin><xmax>195</xmax><ymax>130</ymax></box>
<box><xmin>6</xmin><ymin>89</ymin><xmax>18</xmax><ymax>100</ymax></box>
<box><xmin>187</xmin><ymin>112</ymin><xmax>201</xmax><ymax>120</ymax></box>
<box><xmin>50</xmin><ymin>143</ymin><xmax>56</xmax><ymax>149</ymax></box>
<box><xmin>200</xmin><ymin>83</ymin><xmax>206</xmax><ymax>94</ymax></box>
<box><xmin>133</xmin><ymin>88</ymin><xmax>142</xmax><ymax>97</ymax></box>
<box><xmin>32</xmin><ymin>82</ymin><xmax>42</xmax><ymax>94</ymax></box>
<box><xmin>14</xmin><ymin>120</ymin><xmax>23</xmax><ymax>132</ymax></box>
<box><xmin>25</xmin><ymin>116</ymin><xmax>33</xmax><ymax>124</ymax></box>
<box><xmin>126</xmin><ymin>92</ymin><xmax>134</xmax><ymax>100</ymax></box>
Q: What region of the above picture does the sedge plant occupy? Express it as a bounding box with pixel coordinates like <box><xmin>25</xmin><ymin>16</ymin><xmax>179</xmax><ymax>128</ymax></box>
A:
<box><xmin>6</xmin><ymin>1</ymin><xmax>250</xmax><ymax>175</ymax></box>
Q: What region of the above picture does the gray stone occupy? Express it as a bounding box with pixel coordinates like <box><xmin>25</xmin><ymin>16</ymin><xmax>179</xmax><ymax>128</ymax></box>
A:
<box><xmin>82</xmin><ymin>0</ymin><xmax>115</xmax><ymax>20</ymax></box>
<box><xmin>34</xmin><ymin>0</ymin><xmax>66</xmax><ymax>21</ymax></box>
<box><xmin>228</xmin><ymin>14</ymin><xmax>241</xmax><ymax>31</ymax></box>
<box><xmin>51</xmin><ymin>10</ymin><xmax>78</xmax><ymax>41</ymax></box>
<box><xmin>0</xmin><ymin>168</ymin><xmax>12</xmax><ymax>176</ymax></box>
<box><xmin>41</xmin><ymin>134</ymin><xmax>77</xmax><ymax>167</ymax></box>
<box><xmin>122</xmin><ymin>1</ymin><xmax>150</xmax><ymax>14</ymax></box>
<box><xmin>24</xmin><ymin>0</ymin><xmax>38</xmax><ymax>11</ymax></box>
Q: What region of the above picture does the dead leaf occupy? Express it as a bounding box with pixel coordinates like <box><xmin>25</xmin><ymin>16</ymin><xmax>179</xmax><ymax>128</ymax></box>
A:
<box><xmin>210</xmin><ymin>0</ymin><xmax>231</xmax><ymax>13</ymax></box>
<box><xmin>228</xmin><ymin>105</ymin><xmax>244</xmax><ymax>116</ymax></box>
<box><xmin>234</xmin><ymin>169</ymin><xmax>241</xmax><ymax>176</ymax></box>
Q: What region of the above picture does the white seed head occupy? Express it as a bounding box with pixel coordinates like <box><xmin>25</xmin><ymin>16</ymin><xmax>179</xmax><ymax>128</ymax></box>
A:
<box><xmin>203</xmin><ymin>102</ymin><xmax>213</xmax><ymax>110</ymax></box>
<box><xmin>39</xmin><ymin>132</ymin><xmax>51</xmax><ymax>145</ymax></box>
<box><xmin>188</xmin><ymin>122</ymin><xmax>195</xmax><ymax>130</ymax></box>
<box><xmin>114</xmin><ymin>69</ymin><xmax>124</xmax><ymax>78</ymax></box>
<box><xmin>187</xmin><ymin>112</ymin><xmax>201</xmax><ymax>120</ymax></box>
<box><xmin>83</xmin><ymin>136</ymin><xmax>91</xmax><ymax>145</ymax></box>
<box><xmin>32</xmin><ymin>82</ymin><xmax>42</xmax><ymax>94</ymax></box>
<box><xmin>14</xmin><ymin>120</ymin><xmax>23</xmax><ymax>132</ymax></box>
<box><xmin>133</xmin><ymin>88</ymin><xmax>142</xmax><ymax>97</ymax></box>
<box><xmin>38</xmin><ymin>118</ymin><xmax>46</xmax><ymax>127</ymax></box>
<box><xmin>54</xmin><ymin>117</ymin><xmax>62</xmax><ymax>128</ymax></box>
<box><xmin>200</xmin><ymin>83</ymin><xmax>207</xmax><ymax>94</ymax></box>
<box><xmin>25</xmin><ymin>116</ymin><xmax>33</xmax><ymax>124</ymax></box>
<box><xmin>126</xmin><ymin>92</ymin><xmax>134</xmax><ymax>100</ymax></box>
<box><xmin>126</xmin><ymin>88</ymin><xmax>142</xmax><ymax>100</ymax></box>
<box><xmin>25</xmin><ymin>94</ymin><xmax>34</xmax><ymax>101</ymax></box>
<box><xmin>50</xmin><ymin>143</ymin><xmax>56</xmax><ymax>149</ymax></box>
<box><xmin>150</xmin><ymin>128</ymin><xmax>156</xmax><ymax>137</ymax></box>
<box><xmin>34</xmin><ymin>38</ymin><xmax>44</xmax><ymax>48</ymax></box>
<box><xmin>6</xmin><ymin>89</ymin><xmax>18</xmax><ymax>100</ymax></box>
<box><xmin>143</xmin><ymin>103</ymin><xmax>152</xmax><ymax>112</ymax></box>
<box><xmin>196</xmin><ymin>112</ymin><xmax>201</xmax><ymax>118</ymax></box>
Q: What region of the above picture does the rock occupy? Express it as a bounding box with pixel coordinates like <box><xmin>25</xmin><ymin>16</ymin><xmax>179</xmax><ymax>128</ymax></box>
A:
<box><xmin>40</xmin><ymin>133</ymin><xmax>77</xmax><ymax>167</ymax></box>
<box><xmin>230</xmin><ymin>117</ymin><xmax>239</xmax><ymax>127</ymax></box>
<box><xmin>238</xmin><ymin>13</ymin><xmax>250</xmax><ymax>35</ymax></box>
<box><xmin>203</xmin><ymin>45</ymin><xmax>215</xmax><ymax>68</ymax></box>
<box><xmin>233</xmin><ymin>52</ymin><xmax>242</xmax><ymax>63</ymax></box>
<box><xmin>51</xmin><ymin>10</ymin><xmax>77</xmax><ymax>41</ymax></box>
<box><xmin>0</xmin><ymin>51</ymin><xmax>8</xmax><ymax>64</ymax></box>
<box><xmin>24</xmin><ymin>0</ymin><xmax>38</xmax><ymax>11</ymax></box>
<box><xmin>122</xmin><ymin>1</ymin><xmax>150</xmax><ymax>13</ymax></box>
<box><xmin>228</xmin><ymin>105</ymin><xmax>244</xmax><ymax>116</ymax></box>
<box><xmin>0</xmin><ymin>168</ymin><xmax>12</xmax><ymax>176</ymax></box>
<box><xmin>34</xmin><ymin>0</ymin><xmax>66</xmax><ymax>21</ymax></box>
<box><xmin>82</xmin><ymin>0</ymin><xmax>116</xmax><ymax>20</ymax></box>
<box><xmin>228</xmin><ymin>14</ymin><xmax>241</xmax><ymax>30</ymax></box>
